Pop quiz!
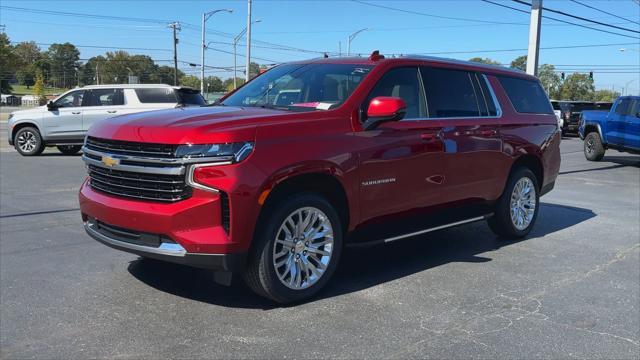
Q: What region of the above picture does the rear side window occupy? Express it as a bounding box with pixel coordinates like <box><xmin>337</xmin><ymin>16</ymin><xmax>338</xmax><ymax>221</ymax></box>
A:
<box><xmin>615</xmin><ymin>99</ymin><xmax>632</xmax><ymax>115</ymax></box>
<box><xmin>497</xmin><ymin>76</ymin><xmax>553</xmax><ymax>114</ymax></box>
<box><xmin>87</xmin><ymin>89</ymin><xmax>124</xmax><ymax>106</ymax></box>
<box><xmin>135</xmin><ymin>88</ymin><xmax>178</xmax><ymax>103</ymax></box>
<box><xmin>177</xmin><ymin>89</ymin><xmax>206</xmax><ymax>105</ymax></box>
<box><xmin>420</xmin><ymin>67</ymin><xmax>481</xmax><ymax>118</ymax></box>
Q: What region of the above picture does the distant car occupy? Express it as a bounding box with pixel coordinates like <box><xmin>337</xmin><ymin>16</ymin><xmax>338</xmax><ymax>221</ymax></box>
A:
<box><xmin>579</xmin><ymin>96</ymin><xmax>640</xmax><ymax>161</ymax></box>
<box><xmin>556</xmin><ymin>101</ymin><xmax>601</xmax><ymax>135</ymax></box>
<box><xmin>7</xmin><ymin>84</ymin><xmax>206</xmax><ymax>156</ymax></box>
<box><xmin>550</xmin><ymin>100</ymin><xmax>564</xmax><ymax>130</ymax></box>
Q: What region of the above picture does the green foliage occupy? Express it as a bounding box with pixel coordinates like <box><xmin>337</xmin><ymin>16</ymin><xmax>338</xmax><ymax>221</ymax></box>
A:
<box><xmin>0</xmin><ymin>33</ymin><xmax>20</xmax><ymax>93</ymax></box>
<box><xmin>16</xmin><ymin>64</ymin><xmax>37</xmax><ymax>88</ymax></box>
<box><xmin>510</xmin><ymin>55</ymin><xmax>527</xmax><ymax>71</ymax></box>
<box><xmin>560</xmin><ymin>73</ymin><xmax>595</xmax><ymax>101</ymax></box>
<box><xmin>180</xmin><ymin>75</ymin><xmax>200</xmax><ymax>89</ymax></box>
<box><xmin>468</xmin><ymin>57</ymin><xmax>501</xmax><ymax>65</ymax></box>
<box><xmin>537</xmin><ymin>64</ymin><xmax>562</xmax><ymax>99</ymax></box>
<box><xmin>591</xmin><ymin>89</ymin><xmax>620</xmax><ymax>102</ymax></box>
<box><xmin>33</xmin><ymin>70</ymin><xmax>45</xmax><ymax>101</ymax></box>
<box><xmin>46</xmin><ymin>42</ymin><xmax>80</xmax><ymax>88</ymax></box>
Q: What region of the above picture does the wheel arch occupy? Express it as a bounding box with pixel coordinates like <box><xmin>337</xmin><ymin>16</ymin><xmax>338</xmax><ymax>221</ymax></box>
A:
<box><xmin>11</xmin><ymin>121</ymin><xmax>42</xmax><ymax>142</ymax></box>
<box><xmin>510</xmin><ymin>154</ymin><xmax>544</xmax><ymax>190</ymax></box>
<box><xmin>583</xmin><ymin>122</ymin><xmax>603</xmax><ymax>138</ymax></box>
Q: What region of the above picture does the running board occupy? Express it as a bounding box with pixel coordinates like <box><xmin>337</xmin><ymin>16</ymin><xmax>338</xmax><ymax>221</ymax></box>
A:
<box><xmin>348</xmin><ymin>213</ymin><xmax>493</xmax><ymax>247</ymax></box>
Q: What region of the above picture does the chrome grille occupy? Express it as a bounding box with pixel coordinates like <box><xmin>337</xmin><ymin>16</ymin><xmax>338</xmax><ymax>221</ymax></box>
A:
<box><xmin>85</xmin><ymin>136</ymin><xmax>178</xmax><ymax>158</ymax></box>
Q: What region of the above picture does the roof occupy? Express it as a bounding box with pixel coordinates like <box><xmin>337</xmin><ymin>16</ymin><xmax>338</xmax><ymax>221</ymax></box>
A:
<box><xmin>287</xmin><ymin>53</ymin><xmax>533</xmax><ymax>79</ymax></box>
<box><xmin>78</xmin><ymin>84</ymin><xmax>192</xmax><ymax>90</ymax></box>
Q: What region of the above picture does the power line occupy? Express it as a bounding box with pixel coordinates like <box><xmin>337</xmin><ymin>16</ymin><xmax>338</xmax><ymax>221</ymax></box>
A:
<box><xmin>0</xmin><ymin>6</ymin><xmax>171</xmax><ymax>24</ymax></box>
<box><xmin>482</xmin><ymin>0</ymin><xmax>640</xmax><ymax>39</ymax></box>
<box><xmin>13</xmin><ymin>42</ymin><xmax>172</xmax><ymax>52</ymax></box>
<box><xmin>511</xmin><ymin>0</ymin><xmax>640</xmax><ymax>34</ymax></box>
<box><xmin>408</xmin><ymin>41</ymin><xmax>640</xmax><ymax>56</ymax></box>
<box><xmin>569</xmin><ymin>0</ymin><xmax>640</xmax><ymax>26</ymax></box>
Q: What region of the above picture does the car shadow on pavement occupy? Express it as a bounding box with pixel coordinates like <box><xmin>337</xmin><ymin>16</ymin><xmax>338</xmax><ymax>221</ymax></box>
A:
<box><xmin>127</xmin><ymin>202</ymin><xmax>595</xmax><ymax>309</ymax></box>
<box><xmin>559</xmin><ymin>156</ymin><xmax>639</xmax><ymax>175</ymax></box>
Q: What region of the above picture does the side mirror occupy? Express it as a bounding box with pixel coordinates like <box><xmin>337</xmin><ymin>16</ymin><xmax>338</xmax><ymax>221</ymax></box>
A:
<box><xmin>363</xmin><ymin>96</ymin><xmax>407</xmax><ymax>130</ymax></box>
<box><xmin>46</xmin><ymin>101</ymin><xmax>58</xmax><ymax>111</ymax></box>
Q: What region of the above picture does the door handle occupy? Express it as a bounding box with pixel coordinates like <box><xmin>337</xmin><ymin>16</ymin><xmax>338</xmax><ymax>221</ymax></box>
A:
<box><xmin>420</xmin><ymin>132</ymin><xmax>438</xmax><ymax>141</ymax></box>
<box><xmin>479</xmin><ymin>129</ymin><xmax>497</xmax><ymax>136</ymax></box>
<box><xmin>107</xmin><ymin>110</ymin><xmax>117</xmax><ymax>114</ymax></box>
<box><xmin>71</xmin><ymin>112</ymin><xmax>81</xmax><ymax>115</ymax></box>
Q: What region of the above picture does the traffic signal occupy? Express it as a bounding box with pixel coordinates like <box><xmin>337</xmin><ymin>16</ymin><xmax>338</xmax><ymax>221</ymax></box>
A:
<box><xmin>589</xmin><ymin>71</ymin><xmax>593</xmax><ymax>79</ymax></box>
<box><xmin>561</xmin><ymin>72</ymin><xmax>565</xmax><ymax>80</ymax></box>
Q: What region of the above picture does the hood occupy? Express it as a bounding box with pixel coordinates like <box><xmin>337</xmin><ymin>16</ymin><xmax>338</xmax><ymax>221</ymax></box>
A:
<box><xmin>581</xmin><ymin>110</ymin><xmax>608</xmax><ymax>122</ymax></box>
<box><xmin>11</xmin><ymin>105</ymin><xmax>46</xmax><ymax>118</ymax></box>
<box><xmin>88</xmin><ymin>106</ymin><xmax>291</xmax><ymax>144</ymax></box>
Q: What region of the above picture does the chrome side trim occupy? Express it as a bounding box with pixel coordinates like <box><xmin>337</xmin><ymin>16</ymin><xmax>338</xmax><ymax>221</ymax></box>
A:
<box><xmin>383</xmin><ymin>215</ymin><xmax>489</xmax><ymax>243</ymax></box>
<box><xmin>84</xmin><ymin>221</ymin><xmax>187</xmax><ymax>257</ymax></box>
<box><xmin>186</xmin><ymin>161</ymin><xmax>233</xmax><ymax>193</ymax></box>
<box><xmin>482</xmin><ymin>74</ymin><xmax>503</xmax><ymax>118</ymax></box>
<box><xmin>82</xmin><ymin>154</ymin><xmax>186</xmax><ymax>175</ymax></box>
<box><xmin>82</xmin><ymin>147</ymin><xmax>234</xmax><ymax>165</ymax></box>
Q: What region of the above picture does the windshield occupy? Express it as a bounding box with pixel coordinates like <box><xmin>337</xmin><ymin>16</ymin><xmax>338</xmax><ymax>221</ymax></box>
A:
<box><xmin>221</xmin><ymin>63</ymin><xmax>373</xmax><ymax>111</ymax></box>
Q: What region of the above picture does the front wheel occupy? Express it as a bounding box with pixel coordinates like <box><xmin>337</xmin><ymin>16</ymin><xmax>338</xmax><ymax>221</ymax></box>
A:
<box><xmin>488</xmin><ymin>168</ymin><xmax>540</xmax><ymax>239</ymax></box>
<box><xmin>57</xmin><ymin>145</ymin><xmax>82</xmax><ymax>155</ymax></box>
<box><xmin>243</xmin><ymin>193</ymin><xmax>343</xmax><ymax>303</ymax></box>
<box><xmin>14</xmin><ymin>127</ymin><xmax>44</xmax><ymax>156</ymax></box>
<box><xmin>584</xmin><ymin>132</ymin><xmax>605</xmax><ymax>161</ymax></box>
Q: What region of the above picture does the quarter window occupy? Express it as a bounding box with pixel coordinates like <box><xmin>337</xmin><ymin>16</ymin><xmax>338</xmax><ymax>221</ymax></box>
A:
<box><xmin>420</xmin><ymin>67</ymin><xmax>482</xmax><ymax>118</ymax></box>
<box><xmin>365</xmin><ymin>67</ymin><xmax>426</xmax><ymax>119</ymax></box>
<box><xmin>497</xmin><ymin>76</ymin><xmax>553</xmax><ymax>114</ymax></box>
<box><xmin>135</xmin><ymin>88</ymin><xmax>178</xmax><ymax>103</ymax></box>
<box><xmin>55</xmin><ymin>90</ymin><xmax>85</xmax><ymax>108</ymax></box>
<box><xmin>87</xmin><ymin>89</ymin><xmax>124</xmax><ymax>106</ymax></box>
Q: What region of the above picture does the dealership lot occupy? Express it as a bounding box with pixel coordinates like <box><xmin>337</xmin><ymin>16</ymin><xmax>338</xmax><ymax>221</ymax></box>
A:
<box><xmin>0</xmin><ymin>121</ymin><xmax>638</xmax><ymax>358</ymax></box>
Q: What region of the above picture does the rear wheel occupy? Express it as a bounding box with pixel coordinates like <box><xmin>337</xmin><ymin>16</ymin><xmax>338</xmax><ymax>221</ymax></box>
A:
<box><xmin>584</xmin><ymin>132</ymin><xmax>605</xmax><ymax>161</ymax></box>
<box><xmin>488</xmin><ymin>168</ymin><xmax>540</xmax><ymax>239</ymax></box>
<box><xmin>243</xmin><ymin>193</ymin><xmax>343</xmax><ymax>303</ymax></box>
<box><xmin>57</xmin><ymin>145</ymin><xmax>82</xmax><ymax>155</ymax></box>
<box><xmin>14</xmin><ymin>127</ymin><xmax>44</xmax><ymax>156</ymax></box>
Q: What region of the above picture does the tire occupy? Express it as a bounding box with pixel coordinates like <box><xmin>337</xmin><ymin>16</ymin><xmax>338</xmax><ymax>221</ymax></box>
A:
<box><xmin>243</xmin><ymin>193</ymin><xmax>343</xmax><ymax>303</ymax></box>
<box><xmin>584</xmin><ymin>132</ymin><xmax>605</xmax><ymax>161</ymax></box>
<box><xmin>488</xmin><ymin>167</ymin><xmax>540</xmax><ymax>239</ymax></box>
<box><xmin>57</xmin><ymin>145</ymin><xmax>82</xmax><ymax>155</ymax></box>
<box><xmin>14</xmin><ymin>127</ymin><xmax>45</xmax><ymax>156</ymax></box>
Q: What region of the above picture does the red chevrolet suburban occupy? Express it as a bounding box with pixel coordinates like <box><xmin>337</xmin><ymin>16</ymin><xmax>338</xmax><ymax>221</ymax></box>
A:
<box><xmin>79</xmin><ymin>53</ymin><xmax>560</xmax><ymax>303</ymax></box>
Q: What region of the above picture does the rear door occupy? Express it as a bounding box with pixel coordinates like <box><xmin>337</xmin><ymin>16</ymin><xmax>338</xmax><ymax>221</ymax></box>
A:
<box><xmin>357</xmin><ymin>66</ymin><xmax>446</xmax><ymax>222</ymax></box>
<box><xmin>81</xmin><ymin>88</ymin><xmax>125</xmax><ymax>132</ymax></box>
<box><xmin>420</xmin><ymin>67</ymin><xmax>504</xmax><ymax>203</ymax></box>
<box><xmin>44</xmin><ymin>89</ymin><xmax>85</xmax><ymax>141</ymax></box>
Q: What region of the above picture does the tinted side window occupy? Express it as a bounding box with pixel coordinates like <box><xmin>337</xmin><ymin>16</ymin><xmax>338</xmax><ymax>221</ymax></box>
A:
<box><xmin>135</xmin><ymin>88</ymin><xmax>178</xmax><ymax>103</ymax></box>
<box><xmin>615</xmin><ymin>99</ymin><xmax>632</xmax><ymax>115</ymax></box>
<box><xmin>497</xmin><ymin>76</ymin><xmax>553</xmax><ymax>114</ymax></box>
<box><xmin>365</xmin><ymin>67</ymin><xmax>426</xmax><ymax>119</ymax></box>
<box><xmin>421</xmin><ymin>67</ymin><xmax>481</xmax><ymax>118</ymax></box>
<box><xmin>87</xmin><ymin>89</ymin><xmax>124</xmax><ymax>106</ymax></box>
<box><xmin>55</xmin><ymin>90</ymin><xmax>85</xmax><ymax>108</ymax></box>
<box><xmin>476</xmin><ymin>74</ymin><xmax>498</xmax><ymax>116</ymax></box>
<box><xmin>177</xmin><ymin>89</ymin><xmax>206</xmax><ymax>105</ymax></box>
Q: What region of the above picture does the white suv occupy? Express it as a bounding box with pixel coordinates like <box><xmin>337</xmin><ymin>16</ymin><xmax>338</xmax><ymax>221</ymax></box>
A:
<box><xmin>7</xmin><ymin>84</ymin><xmax>206</xmax><ymax>156</ymax></box>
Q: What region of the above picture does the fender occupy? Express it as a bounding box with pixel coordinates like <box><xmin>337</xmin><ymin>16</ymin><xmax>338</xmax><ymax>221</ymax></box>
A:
<box><xmin>8</xmin><ymin>120</ymin><xmax>42</xmax><ymax>145</ymax></box>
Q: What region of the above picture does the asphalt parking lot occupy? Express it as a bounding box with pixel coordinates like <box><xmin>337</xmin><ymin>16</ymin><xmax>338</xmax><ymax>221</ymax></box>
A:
<box><xmin>1</xmin><ymin>120</ymin><xmax>638</xmax><ymax>359</ymax></box>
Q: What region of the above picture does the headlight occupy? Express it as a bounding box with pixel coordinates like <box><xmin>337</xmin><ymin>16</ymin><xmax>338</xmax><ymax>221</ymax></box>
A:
<box><xmin>175</xmin><ymin>142</ymin><xmax>254</xmax><ymax>163</ymax></box>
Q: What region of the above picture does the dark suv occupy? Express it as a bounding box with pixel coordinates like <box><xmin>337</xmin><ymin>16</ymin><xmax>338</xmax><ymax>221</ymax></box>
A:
<box><xmin>79</xmin><ymin>53</ymin><xmax>560</xmax><ymax>303</ymax></box>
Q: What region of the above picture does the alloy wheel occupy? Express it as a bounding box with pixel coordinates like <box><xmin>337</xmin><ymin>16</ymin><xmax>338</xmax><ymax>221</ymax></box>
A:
<box><xmin>17</xmin><ymin>131</ymin><xmax>37</xmax><ymax>153</ymax></box>
<box><xmin>509</xmin><ymin>177</ymin><xmax>537</xmax><ymax>230</ymax></box>
<box><xmin>272</xmin><ymin>206</ymin><xmax>334</xmax><ymax>290</ymax></box>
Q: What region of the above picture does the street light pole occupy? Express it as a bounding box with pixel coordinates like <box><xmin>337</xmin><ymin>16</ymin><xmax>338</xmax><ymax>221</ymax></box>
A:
<box><xmin>201</xmin><ymin>9</ymin><xmax>233</xmax><ymax>95</ymax></box>
<box><xmin>245</xmin><ymin>0</ymin><xmax>252</xmax><ymax>83</ymax></box>
<box><xmin>347</xmin><ymin>28</ymin><xmax>367</xmax><ymax>56</ymax></box>
<box><xmin>624</xmin><ymin>79</ymin><xmax>636</xmax><ymax>96</ymax></box>
<box><xmin>526</xmin><ymin>0</ymin><xmax>543</xmax><ymax>76</ymax></box>
<box><xmin>233</xmin><ymin>19</ymin><xmax>261</xmax><ymax>89</ymax></box>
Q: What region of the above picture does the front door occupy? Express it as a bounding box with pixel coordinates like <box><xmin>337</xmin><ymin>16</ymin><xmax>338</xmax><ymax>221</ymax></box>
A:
<box><xmin>44</xmin><ymin>90</ymin><xmax>85</xmax><ymax>141</ymax></box>
<box><xmin>623</xmin><ymin>99</ymin><xmax>640</xmax><ymax>149</ymax></box>
<box><xmin>606</xmin><ymin>98</ymin><xmax>631</xmax><ymax>146</ymax></box>
<box><xmin>357</xmin><ymin>66</ymin><xmax>445</xmax><ymax>223</ymax></box>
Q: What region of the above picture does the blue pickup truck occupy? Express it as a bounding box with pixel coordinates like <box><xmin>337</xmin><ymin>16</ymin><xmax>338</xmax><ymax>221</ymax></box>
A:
<box><xmin>579</xmin><ymin>96</ymin><xmax>640</xmax><ymax>161</ymax></box>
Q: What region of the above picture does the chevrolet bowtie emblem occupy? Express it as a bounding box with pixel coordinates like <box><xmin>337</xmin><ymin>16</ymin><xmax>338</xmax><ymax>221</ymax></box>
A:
<box><xmin>101</xmin><ymin>155</ymin><xmax>119</xmax><ymax>167</ymax></box>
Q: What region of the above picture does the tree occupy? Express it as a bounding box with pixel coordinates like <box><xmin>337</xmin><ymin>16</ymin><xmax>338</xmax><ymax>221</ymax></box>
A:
<box><xmin>560</xmin><ymin>73</ymin><xmax>595</xmax><ymax>100</ymax></box>
<box><xmin>150</xmin><ymin>66</ymin><xmax>183</xmax><ymax>85</ymax></box>
<box><xmin>224</xmin><ymin>77</ymin><xmax>245</xmax><ymax>92</ymax></box>
<box><xmin>591</xmin><ymin>89</ymin><xmax>620</xmax><ymax>102</ymax></box>
<box><xmin>510</xmin><ymin>55</ymin><xmax>527</xmax><ymax>72</ymax></box>
<box><xmin>0</xmin><ymin>33</ymin><xmax>20</xmax><ymax>93</ymax></box>
<box><xmin>47</xmin><ymin>43</ymin><xmax>80</xmax><ymax>88</ymax></box>
<box><xmin>204</xmin><ymin>76</ymin><xmax>225</xmax><ymax>92</ymax></box>
<box><xmin>537</xmin><ymin>64</ymin><xmax>562</xmax><ymax>99</ymax></box>
<box><xmin>13</xmin><ymin>41</ymin><xmax>41</xmax><ymax>65</ymax></box>
<box><xmin>468</xmin><ymin>57</ymin><xmax>501</xmax><ymax>65</ymax></box>
<box><xmin>180</xmin><ymin>75</ymin><xmax>200</xmax><ymax>89</ymax></box>
<box><xmin>16</xmin><ymin>64</ymin><xmax>37</xmax><ymax>88</ymax></box>
<box><xmin>33</xmin><ymin>70</ymin><xmax>45</xmax><ymax>102</ymax></box>
<box><xmin>249</xmin><ymin>62</ymin><xmax>261</xmax><ymax>79</ymax></box>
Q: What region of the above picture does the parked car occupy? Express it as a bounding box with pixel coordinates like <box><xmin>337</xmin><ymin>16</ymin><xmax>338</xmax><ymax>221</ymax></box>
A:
<box><xmin>579</xmin><ymin>96</ymin><xmax>640</xmax><ymax>161</ymax></box>
<box><xmin>550</xmin><ymin>100</ymin><xmax>564</xmax><ymax>130</ymax></box>
<box><xmin>7</xmin><ymin>84</ymin><xmax>205</xmax><ymax>156</ymax></box>
<box><xmin>79</xmin><ymin>53</ymin><xmax>560</xmax><ymax>303</ymax></box>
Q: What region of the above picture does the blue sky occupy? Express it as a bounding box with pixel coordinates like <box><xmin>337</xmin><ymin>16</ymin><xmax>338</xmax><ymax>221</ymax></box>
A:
<box><xmin>2</xmin><ymin>0</ymin><xmax>639</xmax><ymax>93</ymax></box>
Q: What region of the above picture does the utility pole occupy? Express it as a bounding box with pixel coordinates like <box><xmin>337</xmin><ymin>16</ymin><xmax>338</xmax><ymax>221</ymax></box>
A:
<box><xmin>245</xmin><ymin>0</ymin><xmax>252</xmax><ymax>83</ymax></box>
<box><xmin>339</xmin><ymin>41</ymin><xmax>342</xmax><ymax>57</ymax></box>
<box><xmin>233</xmin><ymin>19</ymin><xmax>261</xmax><ymax>89</ymax></box>
<box><xmin>201</xmin><ymin>9</ymin><xmax>233</xmax><ymax>96</ymax></box>
<box><xmin>168</xmin><ymin>22</ymin><xmax>181</xmax><ymax>86</ymax></box>
<box><xmin>526</xmin><ymin>0</ymin><xmax>542</xmax><ymax>76</ymax></box>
